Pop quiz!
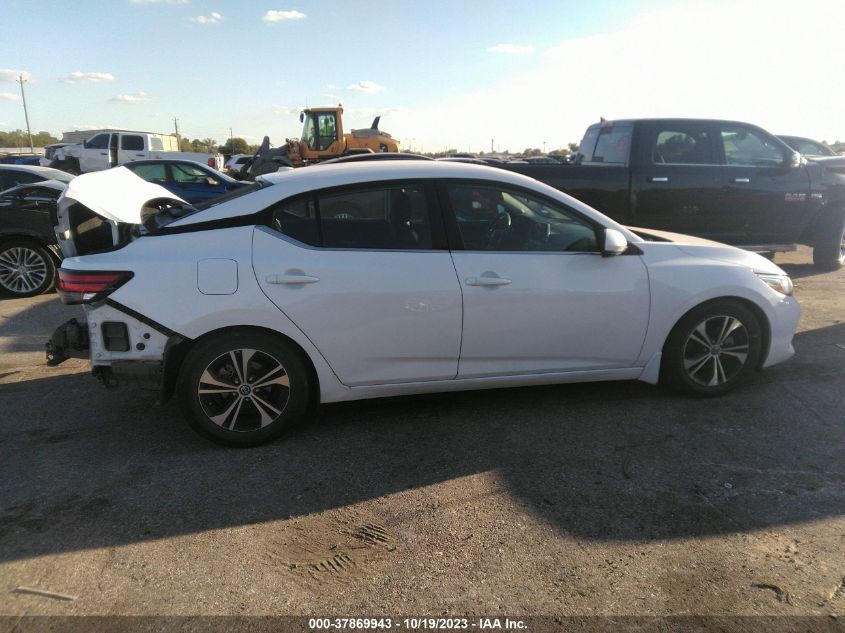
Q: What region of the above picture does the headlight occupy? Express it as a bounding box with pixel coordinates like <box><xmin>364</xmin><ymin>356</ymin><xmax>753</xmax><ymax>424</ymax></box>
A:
<box><xmin>756</xmin><ymin>273</ymin><xmax>793</xmax><ymax>296</ymax></box>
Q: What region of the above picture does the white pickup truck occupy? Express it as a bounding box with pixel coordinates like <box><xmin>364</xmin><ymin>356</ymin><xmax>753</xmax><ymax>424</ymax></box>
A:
<box><xmin>51</xmin><ymin>130</ymin><xmax>223</xmax><ymax>174</ymax></box>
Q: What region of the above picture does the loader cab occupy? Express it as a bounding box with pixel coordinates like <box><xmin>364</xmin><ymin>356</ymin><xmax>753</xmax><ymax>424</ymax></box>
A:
<box><xmin>300</xmin><ymin>108</ymin><xmax>343</xmax><ymax>156</ymax></box>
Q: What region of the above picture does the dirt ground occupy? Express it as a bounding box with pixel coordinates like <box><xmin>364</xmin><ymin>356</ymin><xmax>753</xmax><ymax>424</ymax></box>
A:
<box><xmin>0</xmin><ymin>247</ymin><xmax>843</xmax><ymax>631</ymax></box>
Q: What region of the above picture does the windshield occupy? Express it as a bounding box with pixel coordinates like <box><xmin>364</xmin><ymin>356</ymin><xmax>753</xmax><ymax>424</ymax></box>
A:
<box><xmin>779</xmin><ymin>136</ymin><xmax>835</xmax><ymax>157</ymax></box>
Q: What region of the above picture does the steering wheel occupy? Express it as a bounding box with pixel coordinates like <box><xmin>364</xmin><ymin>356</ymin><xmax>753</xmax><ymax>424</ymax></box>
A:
<box><xmin>485</xmin><ymin>211</ymin><xmax>513</xmax><ymax>249</ymax></box>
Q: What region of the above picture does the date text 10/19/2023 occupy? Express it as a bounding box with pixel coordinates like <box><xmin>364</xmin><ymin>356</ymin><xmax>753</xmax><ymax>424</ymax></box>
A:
<box><xmin>308</xmin><ymin>618</ymin><xmax>528</xmax><ymax>630</ymax></box>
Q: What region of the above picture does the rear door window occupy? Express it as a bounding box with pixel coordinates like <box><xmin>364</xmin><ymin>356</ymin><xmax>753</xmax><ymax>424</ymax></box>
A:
<box><xmin>269</xmin><ymin>184</ymin><xmax>436</xmax><ymax>250</ymax></box>
<box><xmin>651</xmin><ymin>124</ymin><xmax>715</xmax><ymax>164</ymax></box>
<box><xmin>121</xmin><ymin>135</ymin><xmax>144</xmax><ymax>151</ymax></box>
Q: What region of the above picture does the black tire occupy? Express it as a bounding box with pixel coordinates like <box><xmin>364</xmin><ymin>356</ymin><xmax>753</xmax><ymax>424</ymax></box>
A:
<box><xmin>177</xmin><ymin>330</ymin><xmax>312</xmax><ymax>447</ymax></box>
<box><xmin>661</xmin><ymin>300</ymin><xmax>763</xmax><ymax>397</ymax></box>
<box><xmin>812</xmin><ymin>206</ymin><xmax>845</xmax><ymax>271</ymax></box>
<box><xmin>0</xmin><ymin>239</ymin><xmax>57</xmax><ymax>298</ymax></box>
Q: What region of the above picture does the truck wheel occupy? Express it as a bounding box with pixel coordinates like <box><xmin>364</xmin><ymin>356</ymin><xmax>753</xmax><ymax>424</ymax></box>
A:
<box><xmin>812</xmin><ymin>206</ymin><xmax>845</xmax><ymax>271</ymax></box>
<box><xmin>177</xmin><ymin>330</ymin><xmax>312</xmax><ymax>447</ymax></box>
<box><xmin>0</xmin><ymin>239</ymin><xmax>57</xmax><ymax>297</ymax></box>
<box><xmin>661</xmin><ymin>299</ymin><xmax>762</xmax><ymax>397</ymax></box>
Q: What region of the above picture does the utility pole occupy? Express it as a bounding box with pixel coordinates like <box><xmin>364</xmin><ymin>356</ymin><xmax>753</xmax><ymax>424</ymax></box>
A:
<box><xmin>491</xmin><ymin>138</ymin><xmax>494</xmax><ymax>154</ymax></box>
<box><xmin>173</xmin><ymin>118</ymin><xmax>180</xmax><ymax>148</ymax></box>
<box><xmin>229</xmin><ymin>127</ymin><xmax>233</xmax><ymax>154</ymax></box>
<box><xmin>17</xmin><ymin>75</ymin><xmax>34</xmax><ymax>153</ymax></box>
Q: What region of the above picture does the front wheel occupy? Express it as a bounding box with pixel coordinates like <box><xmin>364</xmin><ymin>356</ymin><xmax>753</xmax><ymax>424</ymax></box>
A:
<box><xmin>177</xmin><ymin>331</ymin><xmax>312</xmax><ymax>447</ymax></box>
<box><xmin>812</xmin><ymin>206</ymin><xmax>845</xmax><ymax>271</ymax></box>
<box><xmin>0</xmin><ymin>239</ymin><xmax>57</xmax><ymax>298</ymax></box>
<box><xmin>661</xmin><ymin>300</ymin><xmax>763</xmax><ymax>397</ymax></box>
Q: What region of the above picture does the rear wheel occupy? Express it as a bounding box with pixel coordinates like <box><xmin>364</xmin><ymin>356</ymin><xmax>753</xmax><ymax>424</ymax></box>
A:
<box><xmin>812</xmin><ymin>206</ymin><xmax>845</xmax><ymax>271</ymax></box>
<box><xmin>177</xmin><ymin>331</ymin><xmax>311</xmax><ymax>447</ymax></box>
<box><xmin>661</xmin><ymin>300</ymin><xmax>763</xmax><ymax>397</ymax></box>
<box><xmin>0</xmin><ymin>239</ymin><xmax>57</xmax><ymax>298</ymax></box>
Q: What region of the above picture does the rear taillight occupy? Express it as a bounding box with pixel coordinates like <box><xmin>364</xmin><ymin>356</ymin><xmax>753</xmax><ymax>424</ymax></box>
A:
<box><xmin>208</xmin><ymin>157</ymin><xmax>215</xmax><ymax>167</ymax></box>
<box><xmin>57</xmin><ymin>269</ymin><xmax>133</xmax><ymax>305</ymax></box>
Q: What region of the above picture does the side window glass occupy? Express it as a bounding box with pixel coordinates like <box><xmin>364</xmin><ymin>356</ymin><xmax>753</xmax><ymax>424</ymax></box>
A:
<box><xmin>131</xmin><ymin>163</ymin><xmax>167</xmax><ymax>182</ymax></box>
<box><xmin>447</xmin><ymin>184</ymin><xmax>598</xmax><ymax>252</ymax></box>
<box><xmin>87</xmin><ymin>134</ymin><xmax>110</xmax><ymax>150</ymax></box>
<box><xmin>10</xmin><ymin>172</ymin><xmax>41</xmax><ymax>187</ymax></box>
<box><xmin>150</xmin><ymin>137</ymin><xmax>164</xmax><ymax>151</ymax></box>
<box><xmin>121</xmin><ymin>135</ymin><xmax>144</xmax><ymax>151</ymax></box>
<box><xmin>270</xmin><ymin>197</ymin><xmax>320</xmax><ymax>246</ymax></box>
<box><xmin>171</xmin><ymin>164</ymin><xmax>209</xmax><ymax>183</ymax></box>
<box><xmin>652</xmin><ymin>127</ymin><xmax>714</xmax><ymax>164</ymax></box>
<box><xmin>317</xmin><ymin>114</ymin><xmax>337</xmax><ymax>150</ymax></box>
<box><xmin>721</xmin><ymin>127</ymin><xmax>785</xmax><ymax>167</ymax></box>
<box><xmin>590</xmin><ymin>126</ymin><xmax>632</xmax><ymax>164</ymax></box>
<box><xmin>318</xmin><ymin>185</ymin><xmax>432</xmax><ymax>249</ymax></box>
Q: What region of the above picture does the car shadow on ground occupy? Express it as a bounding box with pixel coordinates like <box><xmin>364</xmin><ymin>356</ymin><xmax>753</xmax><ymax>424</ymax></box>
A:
<box><xmin>1</xmin><ymin>322</ymin><xmax>843</xmax><ymax>564</ymax></box>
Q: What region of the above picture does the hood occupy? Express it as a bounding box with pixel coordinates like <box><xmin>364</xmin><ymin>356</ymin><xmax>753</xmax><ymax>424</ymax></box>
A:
<box><xmin>629</xmin><ymin>226</ymin><xmax>787</xmax><ymax>274</ymax></box>
<box><xmin>62</xmin><ymin>166</ymin><xmax>186</xmax><ymax>225</ymax></box>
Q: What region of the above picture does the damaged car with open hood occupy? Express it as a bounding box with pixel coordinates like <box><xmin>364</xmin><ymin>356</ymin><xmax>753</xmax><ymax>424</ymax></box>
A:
<box><xmin>48</xmin><ymin>161</ymin><xmax>800</xmax><ymax>446</ymax></box>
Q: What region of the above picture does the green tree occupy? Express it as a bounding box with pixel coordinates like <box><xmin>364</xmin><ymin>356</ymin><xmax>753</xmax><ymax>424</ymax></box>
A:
<box><xmin>202</xmin><ymin>138</ymin><xmax>217</xmax><ymax>153</ymax></box>
<box><xmin>179</xmin><ymin>137</ymin><xmax>193</xmax><ymax>152</ymax></box>
<box><xmin>0</xmin><ymin>129</ymin><xmax>59</xmax><ymax>148</ymax></box>
<box><xmin>219</xmin><ymin>137</ymin><xmax>249</xmax><ymax>155</ymax></box>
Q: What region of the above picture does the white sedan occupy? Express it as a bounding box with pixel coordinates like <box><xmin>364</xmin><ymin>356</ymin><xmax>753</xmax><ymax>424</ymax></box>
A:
<box><xmin>50</xmin><ymin>162</ymin><xmax>800</xmax><ymax>446</ymax></box>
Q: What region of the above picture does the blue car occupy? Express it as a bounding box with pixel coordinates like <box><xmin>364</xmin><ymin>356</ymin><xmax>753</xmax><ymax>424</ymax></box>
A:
<box><xmin>123</xmin><ymin>159</ymin><xmax>247</xmax><ymax>204</ymax></box>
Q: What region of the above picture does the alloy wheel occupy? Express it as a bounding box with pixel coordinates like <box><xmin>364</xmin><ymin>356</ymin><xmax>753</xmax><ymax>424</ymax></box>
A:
<box><xmin>0</xmin><ymin>246</ymin><xmax>49</xmax><ymax>295</ymax></box>
<box><xmin>682</xmin><ymin>315</ymin><xmax>750</xmax><ymax>387</ymax></box>
<box><xmin>197</xmin><ymin>348</ymin><xmax>290</xmax><ymax>432</ymax></box>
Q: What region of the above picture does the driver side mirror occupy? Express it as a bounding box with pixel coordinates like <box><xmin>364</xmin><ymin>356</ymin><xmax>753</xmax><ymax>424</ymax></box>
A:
<box><xmin>205</xmin><ymin>177</ymin><xmax>219</xmax><ymax>186</ymax></box>
<box><xmin>785</xmin><ymin>151</ymin><xmax>801</xmax><ymax>168</ymax></box>
<box><xmin>601</xmin><ymin>228</ymin><xmax>629</xmax><ymax>257</ymax></box>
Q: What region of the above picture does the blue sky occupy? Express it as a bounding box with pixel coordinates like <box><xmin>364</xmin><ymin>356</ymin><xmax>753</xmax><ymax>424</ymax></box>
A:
<box><xmin>2</xmin><ymin>0</ymin><xmax>844</xmax><ymax>152</ymax></box>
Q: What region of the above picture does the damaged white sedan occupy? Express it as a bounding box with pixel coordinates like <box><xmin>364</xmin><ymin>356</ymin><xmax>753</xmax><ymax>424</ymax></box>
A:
<box><xmin>49</xmin><ymin>162</ymin><xmax>800</xmax><ymax>446</ymax></box>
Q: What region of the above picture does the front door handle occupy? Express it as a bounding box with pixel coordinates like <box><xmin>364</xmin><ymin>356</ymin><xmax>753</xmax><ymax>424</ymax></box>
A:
<box><xmin>730</xmin><ymin>177</ymin><xmax>751</xmax><ymax>183</ymax></box>
<box><xmin>266</xmin><ymin>273</ymin><xmax>320</xmax><ymax>285</ymax></box>
<box><xmin>465</xmin><ymin>275</ymin><xmax>512</xmax><ymax>287</ymax></box>
<box><xmin>647</xmin><ymin>176</ymin><xmax>669</xmax><ymax>183</ymax></box>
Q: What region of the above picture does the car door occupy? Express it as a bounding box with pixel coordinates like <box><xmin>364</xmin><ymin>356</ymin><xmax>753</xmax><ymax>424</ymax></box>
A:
<box><xmin>118</xmin><ymin>134</ymin><xmax>147</xmax><ymax>164</ymax></box>
<box><xmin>716</xmin><ymin>122</ymin><xmax>815</xmax><ymax>244</ymax></box>
<box><xmin>79</xmin><ymin>133</ymin><xmax>111</xmax><ymax>172</ymax></box>
<box><xmin>253</xmin><ymin>181</ymin><xmax>463</xmax><ymax>386</ymax></box>
<box><xmin>442</xmin><ymin>181</ymin><xmax>650</xmax><ymax>377</ymax></box>
<box><xmin>630</xmin><ymin>121</ymin><xmax>735</xmax><ymax>239</ymax></box>
<box><xmin>0</xmin><ymin>186</ymin><xmax>58</xmax><ymax>236</ymax></box>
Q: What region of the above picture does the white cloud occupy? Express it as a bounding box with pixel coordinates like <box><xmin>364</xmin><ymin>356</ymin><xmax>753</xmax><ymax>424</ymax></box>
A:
<box><xmin>62</xmin><ymin>71</ymin><xmax>115</xmax><ymax>84</ymax></box>
<box><xmin>110</xmin><ymin>91</ymin><xmax>152</xmax><ymax>104</ymax></box>
<box><xmin>326</xmin><ymin>84</ymin><xmax>336</xmax><ymax>90</ymax></box>
<box><xmin>321</xmin><ymin>93</ymin><xmax>341</xmax><ymax>101</ymax></box>
<box><xmin>190</xmin><ymin>12</ymin><xmax>222</xmax><ymax>24</ymax></box>
<box><xmin>345</xmin><ymin>80</ymin><xmax>386</xmax><ymax>94</ymax></box>
<box><xmin>0</xmin><ymin>69</ymin><xmax>32</xmax><ymax>83</ymax></box>
<box><xmin>486</xmin><ymin>44</ymin><xmax>535</xmax><ymax>54</ymax></box>
<box><xmin>262</xmin><ymin>9</ymin><xmax>305</xmax><ymax>22</ymax></box>
<box><xmin>130</xmin><ymin>0</ymin><xmax>189</xmax><ymax>4</ymax></box>
<box><xmin>0</xmin><ymin>92</ymin><xmax>19</xmax><ymax>101</ymax></box>
<box><xmin>272</xmin><ymin>105</ymin><xmax>296</xmax><ymax>117</ymax></box>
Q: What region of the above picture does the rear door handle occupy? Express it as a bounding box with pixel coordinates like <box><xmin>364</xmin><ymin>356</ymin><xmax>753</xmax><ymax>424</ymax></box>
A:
<box><xmin>647</xmin><ymin>176</ymin><xmax>668</xmax><ymax>183</ymax></box>
<box><xmin>265</xmin><ymin>273</ymin><xmax>320</xmax><ymax>285</ymax></box>
<box><xmin>730</xmin><ymin>177</ymin><xmax>751</xmax><ymax>183</ymax></box>
<box><xmin>465</xmin><ymin>276</ymin><xmax>512</xmax><ymax>287</ymax></box>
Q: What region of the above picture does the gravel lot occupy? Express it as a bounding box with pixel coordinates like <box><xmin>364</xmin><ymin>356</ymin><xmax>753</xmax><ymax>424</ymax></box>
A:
<box><xmin>0</xmin><ymin>247</ymin><xmax>843</xmax><ymax>630</ymax></box>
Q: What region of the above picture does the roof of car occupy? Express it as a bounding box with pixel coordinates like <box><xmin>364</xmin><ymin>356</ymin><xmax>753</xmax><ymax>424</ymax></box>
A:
<box><xmin>170</xmin><ymin>160</ymin><xmax>573</xmax><ymax>227</ymax></box>
<box><xmin>0</xmin><ymin>164</ymin><xmax>64</xmax><ymax>174</ymax></box>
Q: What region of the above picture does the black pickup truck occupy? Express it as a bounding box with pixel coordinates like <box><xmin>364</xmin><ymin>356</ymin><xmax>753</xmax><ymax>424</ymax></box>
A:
<box><xmin>503</xmin><ymin>118</ymin><xmax>845</xmax><ymax>270</ymax></box>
